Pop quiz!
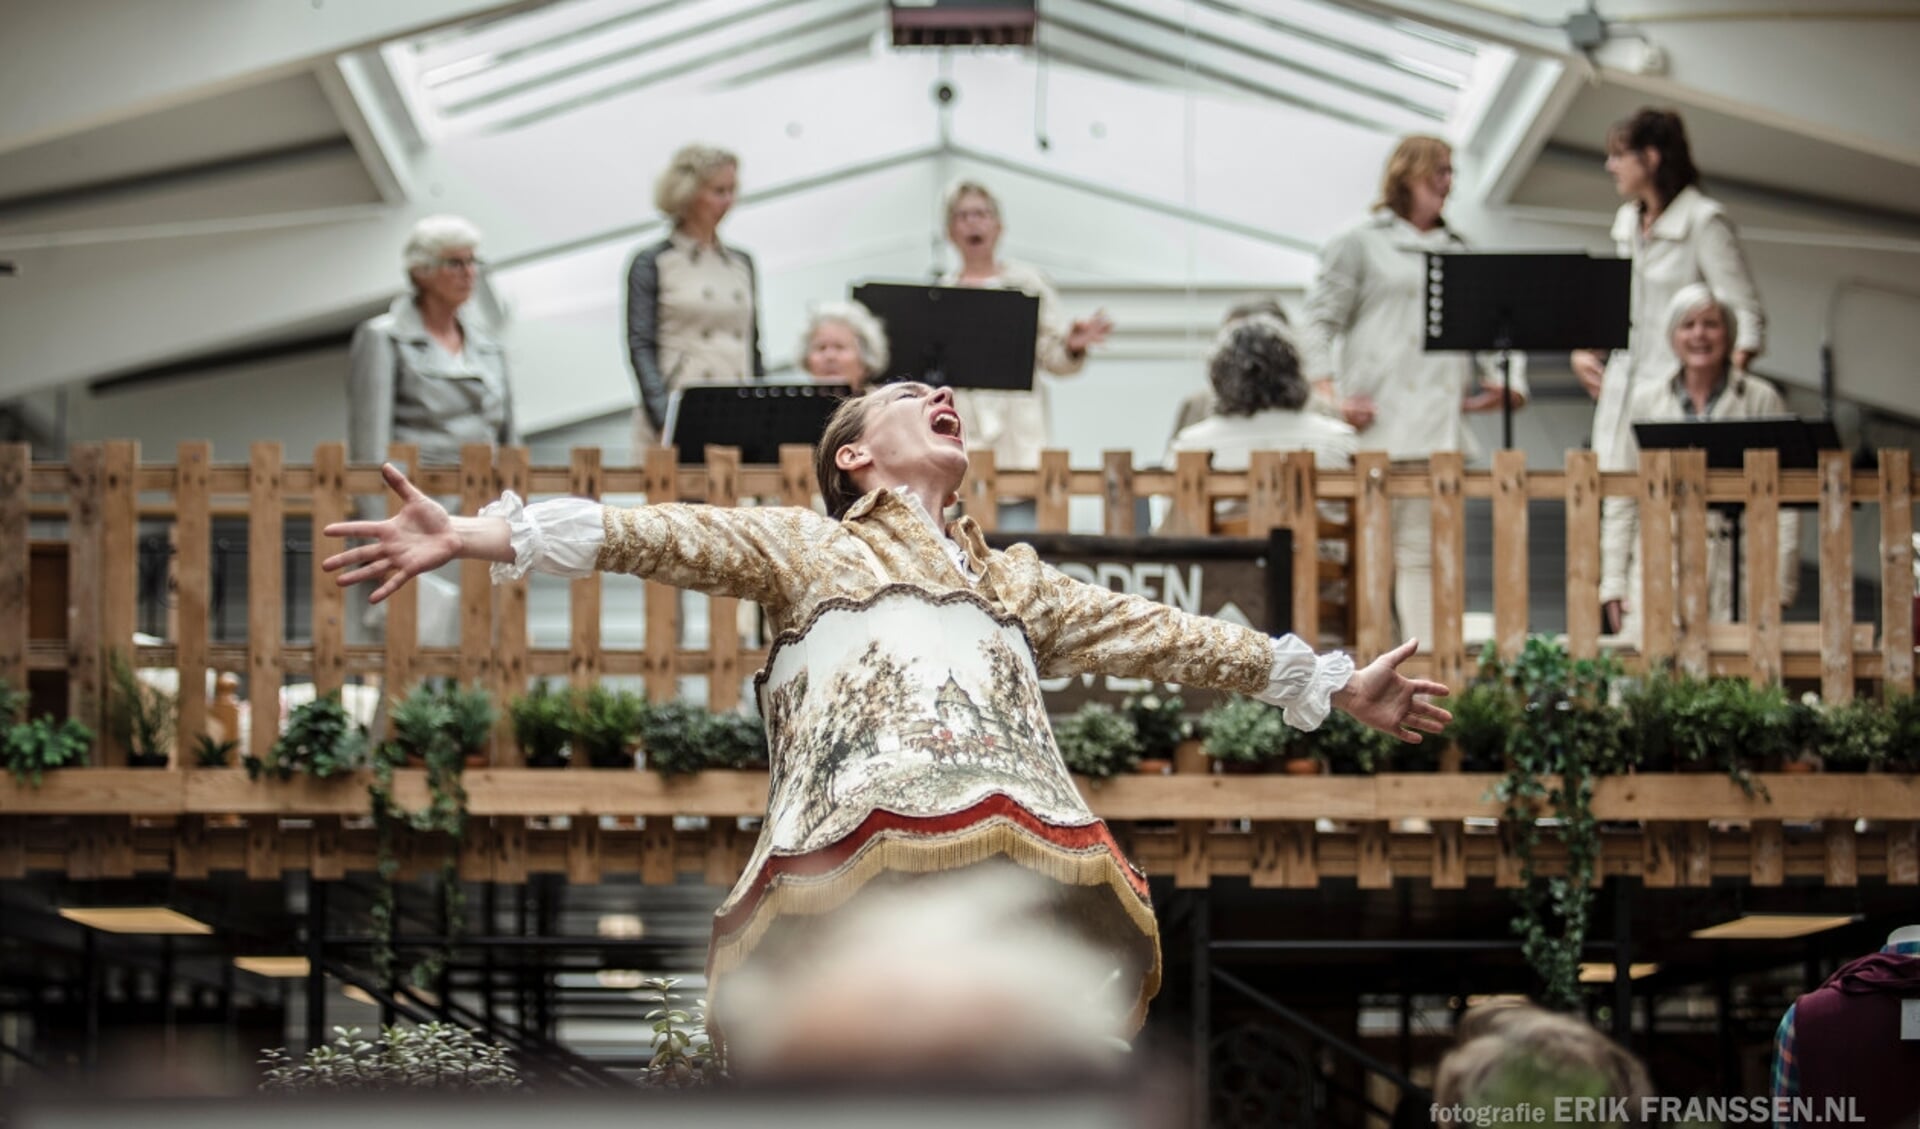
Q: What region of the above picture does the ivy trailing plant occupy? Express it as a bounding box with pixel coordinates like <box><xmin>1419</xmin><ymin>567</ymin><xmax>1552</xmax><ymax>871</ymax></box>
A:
<box><xmin>1053</xmin><ymin>703</ymin><xmax>1141</xmax><ymax>780</ymax></box>
<box><xmin>246</xmin><ymin>691</ymin><xmax>367</xmax><ymax>781</ymax></box>
<box><xmin>1197</xmin><ymin>695</ymin><xmax>1292</xmax><ymax>770</ymax></box>
<box><xmin>106</xmin><ymin>650</ymin><xmax>176</xmax><ymax>767</ymax></box>
<box><xmin>1488</xmin><ymin>637</ymin><xmax>1629</xmax><ymax>1011</ymax></box>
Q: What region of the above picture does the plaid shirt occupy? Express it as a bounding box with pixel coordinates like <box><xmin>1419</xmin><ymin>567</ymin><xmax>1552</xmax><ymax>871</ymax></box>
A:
<box><xmin>1773</xmin><ymin>939</ymin><xmax>1920</xmax><ymax>1125</ymax></box>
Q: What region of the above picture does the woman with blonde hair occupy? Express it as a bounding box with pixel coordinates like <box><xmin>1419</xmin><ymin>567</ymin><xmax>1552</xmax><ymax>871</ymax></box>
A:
<box><xmin>799</xmin><ymin>299</ymin><xmax>889</xmax><ymax>393</ymax></box>
<box><xmin>1301</xmin><ymin>135</ymin><xmax>1526</xmax><ymax>643</ymax></box>
<box><xmin>624</xmin><ymin>143</ymin><xmax>765</xmax><ymax>451</ymax></box>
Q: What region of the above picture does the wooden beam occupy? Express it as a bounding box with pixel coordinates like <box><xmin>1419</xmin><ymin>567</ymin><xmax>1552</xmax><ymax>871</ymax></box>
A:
<box><xmin>1354</xmin><ymin>451</ymin><xmax>1393</xmax><ymax>660</ymax></box>
<box><xmin>174</xmin><ymin>442</ymin><xmax>212</xmax><ymax>763</ymax></box>
<box><xmin>1673</xmin><ymin>450</ymin><xmax>1709</xmax><ymax>676</ymax></box>
<box><xmin>493</xmin><ymin>445</ymin><xmax>531</xmax><ymax>766</ymax></box>
<box><xmin>383</xmin><ymin>444</ymin><xmax>421</xmax><ymax>707</ymax></box>
<box><xmin>0</xmin><ymin>445</ymin><xmax>28</xmax><ymax>695</ymax></box>
<box><xmin>1820</xmin><ymin>451</ymin><xmax>1855</xmax><ymax>702</ymax></box>
<box><xmin>1564</xmin><ymin>451</ymin><xmax>1601</xmax><ymax>659</ymax></box>
<box><xmin>310</xmin><ymin>443</ymin><xmax>348</xmax><ymax>697</ymax></box>
<box><xmin>705</xmin><ymin>447</ymin><xmax>742</xmax><ymax>712</ymax></box>
<box><xmin>1102</xmin><ymin>451</ymin><xmax>1136</xmax><ymax>535</ymax></box>
<box><xmin>1881</xmin><ymin>449</ymin><xmax>1914</xmax><ymax>695</ymax></box>
<box><xmin>1638</xmin><ymin>450</ymin><xmax>1675</xmax><ymax>661</ymax></box>
<box><xmin>1037</xmin><ymin>449</ymin><xmax>1072</xmax><ymax>532</ymax></box>
<box><xmin>459</xmin><ymin>444</ymin><xmax>495</xmax><ymax>694</ymax></box>
<box><xmin>1745</xmin><ymin>449</ymin><xmax>1782</xmax><ymax>685</ymax></box>
<box><xmin>66</xmin><ymin>444</ymin><xmax>104</xmax><ymax>737</ymax></box>
<box><xmin>643</xmin><ymin>446</ymin><xmax>679</xmax><ymax>703</ymax></box>
<box><xmin>1492</xmin><ymin>449</ymin><xmax>1529</xmax><ymax>661</ymax></box>
<box><xmin>568</xmin><ymin>447</ymin><xmax>603</xmax><ymax>694</ymax></box>
<box><xmin>966</xmin><ymin>450</ymin><xmax>998</xmax><ymax>533</ymax></box>
<box><xmin>1429</xmin><ymin>452</ymin><xmax>1466</xmax><ymax>689</ymax></box>
<box><xmin>247</xmin><ymin>442</ymin><xmax>284</xmax><ymax>764</ymax></box>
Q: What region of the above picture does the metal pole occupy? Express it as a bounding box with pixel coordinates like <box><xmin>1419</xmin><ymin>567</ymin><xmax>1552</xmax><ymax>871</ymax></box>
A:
<box><xmin>82</xmin><ymin>930</ymin><xmax>99</xmax><ymax>1072</ymax></box>
<box><xmin>160</xmin><ymin>936</ymin><xmax>177</xmax><ymax>1065</ymax></box>
<box><xmin>1612</xmin><ymin>878</ymin><xmax>1633</xmax><ymax>1047</ymax></box>
<box><xmin>1191</xmin><ymin>891</ymin><xmax>1211</xmax><ymax>1129</ymax></box>
<box><xmin>306</xmin><ymin>879</ymin><xmax>327</xmax><ymax>1052</ymax></box>
<box><xmin>483</xmin><ymin>883</ymin><xmax>498</xmax><ymax>1039</ymax></box>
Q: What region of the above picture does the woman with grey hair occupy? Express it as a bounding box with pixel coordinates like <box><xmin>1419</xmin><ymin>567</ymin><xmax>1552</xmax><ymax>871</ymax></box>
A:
<box><xmin>800</xmin><ymin>300</ymin><xmax>889</xmax><ymax>393</ymax></box>
<box><xmin>625</xmin><ymin>143</ymin><xmax>766</xmax><ymax>451</ymax></box>
<box><xmin>348</xmin><ymin>214</ymin><xmax>516</xmax><ymax>470</ymax></box>
<box><xmin>1599</xmin><ymin>282</ymin><xmax>1798</xmax><ymax>639</ymax></box>
<box><xmin>1160</xmin><ymin>315</ymin><xmax>1357</xmax><ymax>531</ymax></box>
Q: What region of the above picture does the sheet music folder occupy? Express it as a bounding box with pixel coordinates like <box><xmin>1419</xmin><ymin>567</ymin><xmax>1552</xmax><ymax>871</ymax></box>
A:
<box><xmin>1631</xmin><ymin>416</ymin><xmax>1840</xmax><ymax>470</ymax></box>
<box><xmin>662</xmin><ymin>381</ymin><xmax>852</xmax><ymax>465</ymax></box>
<box><xmin>852</xmin><ymin>282</ymin><xmax>1039</xmax><ymax>390</ymax></box>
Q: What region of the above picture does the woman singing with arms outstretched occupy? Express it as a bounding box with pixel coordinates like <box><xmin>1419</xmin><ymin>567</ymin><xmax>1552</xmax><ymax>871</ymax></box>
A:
<box><xmin>323</xmin><ymin>382</ymin><xmax>1450</xmax><ymax>1062</ymax></box>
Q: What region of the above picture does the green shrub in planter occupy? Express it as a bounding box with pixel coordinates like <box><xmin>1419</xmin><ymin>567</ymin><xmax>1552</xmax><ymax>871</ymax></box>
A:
<box><xmin>1121</xmin><ymin>687</ymin><xmax>1187</xmax><ymax>761</ymax></box>
<box><xmin>509</xmin><ymin>680</ymin><xmax>571</xmax><ymax>768</ymax></box>
<box><xmin>193</xmin><ymin>734</ymin><xmax>238</xmax><ymax>768</ymax></box>
<box><xmin>107</xmin><ymin>650</ymin><xmax>175</xmax><ymax>767</ymax></box>
<box><xmin>570</xmin><ymin>686</ymin><xmax>647</xmax><ymax>769</ymax></box>
<box><xmin>1887</xmin><ymin>692</ymin><xmax>1920</xmax><ymax>773</ymax></box>
<box><xmin>1197</xmin><ymin>695</ymin><xmax>1291</xmax><ymax>770</ymax></box>
<box><xmin>1301</xmin><ymin>709</ymin><xmax>1398</xmax><ymax>775</ymax></box>
<box><xmin>251</xmin><ymin>691</ymin><xmax>366</xmax><ymax>781</ymax></box>
<box><xmin>5</xmin><ymin>715</ymin><xmax>91</xmax><ymax>786</ymax></box>
<box><xmin>637</xmin><ymin>701</ymin><xmax>717</xmax><ymax>776</ymax></box>
<box><xmin>1442</xmin><ymin>675</ymin><xmax>1517</xmax><ymax>772</ymax></box>
<box><xmin>0</xmin><ymin>678</ymin><xmax>25</xmax><ymax>727</ymax></box>
<box><xmin>386</xmin><ymin>682</ymin><xmax>496</xmax><ymax>770</ymax></box>
<box><xmin>1053</xmin><ymin>703</ymin><xmax>1141</xmax><ymax>779</ymax></box>
<box><xmin>1814</xmin><ymin>696</ymin><xmax>1894</xmax><ymax>773</ymax></box>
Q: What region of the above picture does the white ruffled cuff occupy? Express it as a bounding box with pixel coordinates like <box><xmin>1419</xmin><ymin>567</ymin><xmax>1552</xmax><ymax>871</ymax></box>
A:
<box><xmin>1253</xmin><ymin>635</ymin><xmax>1354</xmax><ymax>731</ymax></box>
<box><xmin>478</xmin><ymin>491</ymin><xmax>606</xmax><ymax>582</ymax></box>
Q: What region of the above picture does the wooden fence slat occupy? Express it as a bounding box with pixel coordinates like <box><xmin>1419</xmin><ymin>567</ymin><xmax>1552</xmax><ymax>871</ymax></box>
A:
<box><xmin>99</xmin><ymin>815</ymin><xmax>134</xmax><ymax>878</ymax></box>
<box><xmin>705</xmin><ymin>446</ymin><xmax>742</xmax><ymax>712</ymax></box>
<box><xmin>1745</xmin><ymin>450</ymin><xmax>1782</xmax><ymax>686</ymax></box>
<box><xmin>310</xmin><ymin>443</ymin><xmax>348</xmax><ymax>697</ymax></box>
<box><xmin>566</xmin><ymin>817</ymin><xmax>601</xmax><ymax>884</ymax></box>
<box><xmin>1824</xmin><ymin>819</ymin><xmax>1858</xmax><ymax>887</ymax></box>
<box><xmin>0</xmin><ymin>445</ymin><xmax>27</xmax><ymax>693</ymax></box>
<box><xmin>1495</xmin><ymin>820</ymin><xmax>1526</xmax><ymax>888</ymax></box>
<box><xmin>1565</xmin><ymin>451</ymin><xmax>1601</xmax><ymax>659</ymax></box>
<box><xmin>100</xmin><ymin>441</ymin><xmax>138</xmax><ymax>766</ymax></box>
<box><xmin>174</xmin><ymin>815</ymin><xmax>208</xmax><ymax>880</ymax></box>
<box><xmin>0</xmin><ymin>819</ymin><xmax>22</xmax><ymax>879</ymax></box>
<box><xmin>459</xmin><ymin>444</ymin><xmax>494</xmax><ymax>696</ymax></box>
<box><xmin>1174</xmin><ymin>820</ymin><xmax>1209</xmax><ymax>888</ymax></box>
<box><xmin>496</xmin><ymin>817</ymin><xmax>528</xmax><ymax>884</ymax></box>
<box><xmin>1246</xmin><ymin>451</ymin><xmax>1282</xmax><ymax>536</ymax></box>
<box><xmin>1638</xmin><ymin>450</ymin><xmax>1676</xmax><ymax>661</ymax></box>
<box><xmin>641</xmin><ymin>818</ymin><xmax>676</xmax><ymax>884</ymax></box>
<box><xmin>459</xmin><ymin>821</ymin><xmax>495</xmax><ymax>882</ymax></box>
<box><xmin>1673</xmin><ymin>450</ymin><xmax>1710</xmax><ymax>676</ymax></box>
<box><xmin>247</xmin><ymin>442</ymin><xmax>284</xmax><ymax>763</ymax></box>
<box><xmin>245</xmin><ymin>815</ymin><xmax>279</xmax><ymax>881</ymax></box>
<box><xmin>1356</xmin><ymin>821</ymin><xmax>1392</xmax><ymax>889</ymax></box>
<box><xmin>1750</xmin><ymin>819</ymin><xmax>1784</xmax><ymax>886</ymax></box>
<box><xmin>1354</xmin><ymin>452</ymin><xmax>1393</xmax><ymax>660</ymax></box>
<box><xmin>643</xmin><ymin>447</ymin><xmax>680</xmax><ymax>703</ymax></box>
<box><xmin>1683</xmin><ymin>819</ymin><xmax>1712</xmax><ymax>887</ymax></box>
<box><xmin>1880</xmin><ymin>449</ymin><xmax>1914</xmax><ymax>695</ymax></box>
<box><xmin>1819</xmin><ymin>451</ymin><xmax>1855</xmax><ymax>702</ymax></box>
<box><xmin>310</xmin><ymin>815</ymin><xmax>345</xmax><ymax>881</ymax></box>
<box><xmin>705</xmin><ymin>820</ymin><xmax>739</xmax><ymax>887</ymax></box>
<box><xmin>1888</xmin><ymin>822</ymin><xmax>1918</xmax><ymax>886</ymax></box>
<box><xmin>383</xmin><ymin>443</ymin><xmax>421</xmax><ymax>707</ymax></box>
<box><xmin>1171</xmin><ymin>449</ymin><xmax>1210</xmax><ymax>536</ymax></box>
<box><xmin>175</xmin><ymin>442</ymin><xmax>211</xmax><ymax>764</ymax></box>
<box><xmin>1287</xmin><ymin>453</ymin><xmax>1319</xmax><ymax>646</ymax></box>
<box><xmin>1102</xmin><ymin>450</ymin><xmax>1136</xmax><ymax>535</ymax></box>
<box><xmin>778</xmin><ymin>444</ymin><xmax>814</xmax><ymax>508</ymax></box>
<box><xmin>1642</xmin><ymin>821</ymin><xmax>1679</xmax><ymax>888</ymax></box>
<box><xmin>1037</xmin><ymin>449</ymin><xmax>1072</xmax><ymax>532</ymax></box>
<box><xmin>493</xmin><ymin>446</ymin><xmax>531</xmax><ymax>766</ymax></box>
<box><xmin>1429</xmin><ymin>452</ymin><xmax>1466</xmax><ymax>690</ymax></box>
<box><xmin>966</xmin><ymin>450</ymin><xmax>998</xmax><ymax>533</ymax></box>
<box><xmin>1492</xmin><ymin>449</ymin><xmax>1529</xmax><ymax>660</ymax></box>
<box><xmin>568</xmin><ymin>447</ymin><xmax>603</xmax><ymax>697</ymax></box>
<box><xmin>1249</xmin><ymin>821</ymin><xmax>1285</xmax><ymax>888</ymax></box>
<box><xmin>1432</xmin><ymin>821</ymin><xmax>1466</xmax><ymax>889</ymax></box>
<box><xmin>66</xmin><ymin>444</ymin><xmax>105</xmax><ymax>738</ymax></box>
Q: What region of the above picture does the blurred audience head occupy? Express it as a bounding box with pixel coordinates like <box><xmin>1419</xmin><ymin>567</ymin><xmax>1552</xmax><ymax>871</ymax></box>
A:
<box><xmin>1606</xmin><ymin>107</ymin><xmax>1699</xmax><ymax>207</ymax></box>
<box><xmin>1208</xmin><ymin>314</ymin><xmax>1309</xmax><ymax>416</ymax></box>
<box><xmin>1222</xmin><ymin>297</ymin><xmax>1290</xmax><ymax>328</ymax></box>
<box><xmin>656</xmin><ymin>143</ymin><xmax>740</xmax><ymax>230</ymax></box>
<box><xmin>1378</xmin><ymin>135</ymin><xmax>1454</xmax><ymax>223</ymax></box>
<box><xmin>403</xmin><ymin>215</ymin><xmax>484</xmax><ymax>306</ymax></box>
<box><xmin>1435</xmin><ymin>1001</ymin><xmax>1653</xmax><ymax>1127</ymax></box>
<box><xmin>721</xmin><ymin>867</ymin><xmax>1132</xmax><ymax>1082</ymax></box>
<box><xmin>801</xmin><ymin>300</ymin><xmax>890</xmax><ymax>391</ymax></box>
<box><xmin>1663</xmin><ymin>281</ymin><xmax>1736</xmax><ymax>375</ymax></box>
<box><xmin>945</xmin><ymin>179</ymin><xmax>1004</xmax><ymax>259</ymax></box>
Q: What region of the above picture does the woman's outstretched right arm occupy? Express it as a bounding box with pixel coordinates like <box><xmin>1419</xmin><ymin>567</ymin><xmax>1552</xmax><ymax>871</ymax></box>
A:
<box><xmin>322</xmin><ymin>463</ymin><xmax>513</xmax><ymax>603</ymax></box>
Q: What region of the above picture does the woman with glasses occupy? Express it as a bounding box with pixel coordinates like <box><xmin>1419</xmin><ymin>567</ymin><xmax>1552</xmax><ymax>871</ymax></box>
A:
<box><xmin>347</xmin><ymin>214</ymin><xmax>517</xmax><ymax>470</ymax></box>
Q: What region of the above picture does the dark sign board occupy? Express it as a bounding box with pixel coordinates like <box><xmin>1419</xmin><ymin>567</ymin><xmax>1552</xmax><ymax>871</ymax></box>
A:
<box><xmin>983</xmin><ymin>530</ymin><xmax>1293</xmax><ymax>712</ymax></box>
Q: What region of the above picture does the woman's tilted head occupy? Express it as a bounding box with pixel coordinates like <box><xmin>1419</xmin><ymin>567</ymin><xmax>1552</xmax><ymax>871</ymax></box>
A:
<box><xmin>655</xmin><ymin>143</ymin><xmax>740</xmax><ymax>226</ymax></box>
<box><xmin>815</xmin><ymin>382</ymin><xmax>967</xmax><ymax>518</ymax></box>
<box><xmin>1606</xmin><ymin>107</ymin><xmax>1698</xmax><ymax>207</ymax></box>
<box><xmin>1208</xmin><ymin>314</ymin><xmax>1309</xmax><ymax>416</ymax></box>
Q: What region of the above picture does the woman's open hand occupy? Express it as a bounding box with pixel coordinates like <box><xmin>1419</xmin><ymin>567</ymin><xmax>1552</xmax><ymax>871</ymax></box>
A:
<box><xmin>1331</xmin><ymin>638</ymin><xmax>1451</xmax><ymax>743</ymax></box>
<box><xmin>321</xmin><ymin>463</ymin><xmax>461</xmax><ymax>604</ymax></box>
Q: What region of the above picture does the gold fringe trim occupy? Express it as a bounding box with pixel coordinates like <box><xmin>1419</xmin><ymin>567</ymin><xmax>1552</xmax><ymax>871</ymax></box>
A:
<box><xmin>709</xmin><ymin>815</ymin><xmax>1161</xmax><ymax>1033</ymax></box>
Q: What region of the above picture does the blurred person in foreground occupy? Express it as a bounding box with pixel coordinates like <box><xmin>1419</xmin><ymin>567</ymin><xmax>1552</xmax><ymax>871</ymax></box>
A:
<box><xmin>1431</xmin><ymin>999</ymin><xmax>1653</xmax><ymax>1128</ymax></box>
<box><xmin>322</xmin><ymin>382</ymin><xmax>1449</xmax><ymax>1058</ymax></box>
<box><xmin>1301</xmin><ymin>135</ymin><xmax>1527</xmax><ymax>644</ymax></box>
<box><xmin>626</xmin><ymin>142</ymin><xmax>765</xmax><ymax>452</ymax></box>
<box><xmin>1598</xmin><ymin>282</ymin><xmax>1798</xmax><ymax>641</ymax></box>
<box><xmin>799</xmin><ymin>299</ymin><xmax>889</xmax><ymax>393</ymax></box>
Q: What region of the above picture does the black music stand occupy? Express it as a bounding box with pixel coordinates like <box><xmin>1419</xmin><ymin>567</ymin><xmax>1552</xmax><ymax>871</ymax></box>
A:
<box><xmin>1632</xmin><ymin>416</ymin><xmax>1840</xmax><ymax>618</ymax></box>
<box><xmin>1425</xmin><ymin>252</ymin><xmax>1632</xmax><ymax>448</ymax></box>
<box><xmin>852</xmin><ymin>282</ymin><xmax>1039</xmax><ymax>390</ymax></box>
<box><xmin>662</xmin><ymin>381</ymin><xmax>852</xmax><ymax>465</ymax></box>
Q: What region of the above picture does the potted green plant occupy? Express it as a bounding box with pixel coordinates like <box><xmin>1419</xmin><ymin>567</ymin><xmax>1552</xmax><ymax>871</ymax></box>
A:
<box><xmin>1053</xmin><ymin>703</ymin><xmax>1141</xmax><ymax>780</ymax></box>
<box><xmin>509</xmin><ymin>680</ymin><xmax>572</xmax><ymax>768</ymax></box>
<box><xmin>106</xmin><ymin>651</ymin><xmax>175</xmax><ymax>768</ymax></box>
<box><xmin>1441</xmin><ymin>663</ymin><xmax>1516</xmax><ymax>773</ymax></box>
<box><xmin>248</xmin><ymin>691</ymin><xmax>367</xmax><ymax>781</ymax></box>
<box><xmin>1197</xmin><ymin>695</ymin><xmax>1291</xmax><ymax>772</ymax></box>
<box><xmin>635</xmin><ymin>701</ymin><xmax>710</xmax><ymax>776</ymax></box>
<box><xmin>640</xmin><ymin>976</ymin><xmax>717</xmax><ymax>1088</ymax></box>
<box><xmin>5</xmin><ymin>713</ymin><xmax>92</xmax><ymax>786</ymax></box>
<box><xmin>1813</xmin><ymin>696</ymin><xmax>1894</xmax><ymax>773</ymax></box>
<box><xmin>259</xmin><ymin>1022</ymin><xmax>521</xmax><ymax>1093</ymax></box>
<box><xmin>569</xmin><ymin>686</ymin><xmax>648</xmax><ymax>769</ymax></box>
<box><xmin>193</xmin><ymin>733</ymin><xmax>238</xmax><ymax>768</ymax></box>
<box><xmin>1886</xmin><ymin>692</ymin><xmax>1920</xmax><ymax>773</ymax></box>
<box><xmin>1121</xmin><ymin>688</ymin><xmax>1187</xmax><ymax>775</ymax></box>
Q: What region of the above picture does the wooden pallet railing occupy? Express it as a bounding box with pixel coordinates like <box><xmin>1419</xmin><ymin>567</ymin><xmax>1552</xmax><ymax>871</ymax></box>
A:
<box><xmin>1</xmin><ymin>440</ymin><xmax>1914</xmax><ymax>765</ymax></box>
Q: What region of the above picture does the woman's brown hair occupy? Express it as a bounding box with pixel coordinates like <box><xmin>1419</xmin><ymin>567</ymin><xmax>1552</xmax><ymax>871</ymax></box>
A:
<box><xmin>1376</xmin><ymin>135</ymin><xmax>1452</xmax><ymax>222</ymax></box>
<box><xmin>814</xmin><ymin>393</ymin><xmax>878</xmax><ymax>519</ymax></box>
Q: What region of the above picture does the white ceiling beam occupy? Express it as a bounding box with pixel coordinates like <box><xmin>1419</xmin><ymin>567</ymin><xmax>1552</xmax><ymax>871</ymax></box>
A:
<box><xmin>1459</xmin><ymin>53</ymin><xmax>1582</xmax><ymax>207</ymax></box>
<box><xmin>0</xmin><ymin>0</ymin><xmax>528</xmax><ymax>155</ymax></box>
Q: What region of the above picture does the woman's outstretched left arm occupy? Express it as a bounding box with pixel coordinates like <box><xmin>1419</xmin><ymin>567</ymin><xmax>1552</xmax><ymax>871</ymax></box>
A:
<box><xmin>322</xmin><ymin>463</ymin><xmax>512</xmax><ymax>603</ymax></box>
